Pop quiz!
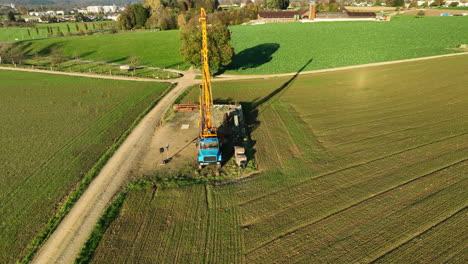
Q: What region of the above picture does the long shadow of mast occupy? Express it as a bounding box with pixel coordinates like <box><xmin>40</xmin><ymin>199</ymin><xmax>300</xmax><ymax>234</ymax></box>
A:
<box><xmin>235</xmin><ymin>58</ymin><xmax>314</xmax><ymax>160</ymax></box>
<box><xmin>253</xmin><ymin>58</ymin><xmax>313</xmax><ymax>113</ymax></box>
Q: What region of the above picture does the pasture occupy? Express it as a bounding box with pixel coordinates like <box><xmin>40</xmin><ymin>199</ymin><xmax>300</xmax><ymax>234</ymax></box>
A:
<box><xmin>227</xmin><ymin>16</ymin><xmax>468</xmax><ymax>74</ymax></box>
<box><xmin>19</xmin><ymin>30</ymin><xmax>187</xmax><ymax>70</ymax></box>
<box><xmin>13</xmin><ymin>16</ymin><xmax>468</xmax><ymax>74</ymax></box>
<box><xmin>90</xmin><ymin>54</ymin><xmax>468</xmax><ymax>262</ymax></box>
<box><xmin>0</xmin><ymin>71</ymin><xmax>170</xmax><ymax>263</ymax></box>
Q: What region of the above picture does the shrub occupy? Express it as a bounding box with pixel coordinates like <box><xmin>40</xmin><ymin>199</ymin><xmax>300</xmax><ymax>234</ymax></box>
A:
<box><xmin>49</xmin><ymin>48</ymin><xmax>67</xmax><ymax>67</ymax></box>
<box><xmin>0</xmin><ymin>43</ymin><xmax>24</xmax><ymax>65</ymax></box>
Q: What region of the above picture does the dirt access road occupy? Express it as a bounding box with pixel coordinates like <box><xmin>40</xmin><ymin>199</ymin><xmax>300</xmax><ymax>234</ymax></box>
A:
<box><xmin>30</xmin><ymin>68</ymin><xmax>199</xmax><ymax>264</ymax></box>
<box><xmin>4</xmin><ymin>51</ymin><xmax>461</xmax><ymax>264</ymax></box>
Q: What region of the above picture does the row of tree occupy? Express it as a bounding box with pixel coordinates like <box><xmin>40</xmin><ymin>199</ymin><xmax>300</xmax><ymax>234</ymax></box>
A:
<box><xmin>117</xmin><ymin>0</ymin><xmax>259</xmax><ymax>30</ymax></box>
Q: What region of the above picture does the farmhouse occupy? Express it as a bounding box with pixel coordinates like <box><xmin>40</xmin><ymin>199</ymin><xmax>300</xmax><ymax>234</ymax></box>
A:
<box><xmin>258</xmin><ymin>8</ymin><xmax>310</xmax><ymax>22</ymax></box>
<box><xmin>258</xmin><ymin>4</ymin><xmax>376</xmax><ymax>22</ymax></box>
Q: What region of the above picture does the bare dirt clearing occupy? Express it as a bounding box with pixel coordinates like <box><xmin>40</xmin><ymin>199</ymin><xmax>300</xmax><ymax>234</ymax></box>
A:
<box><xmin>137</xmin><ymin>112</ymin><xmax>199</xmax><ymax>175</ymax></box>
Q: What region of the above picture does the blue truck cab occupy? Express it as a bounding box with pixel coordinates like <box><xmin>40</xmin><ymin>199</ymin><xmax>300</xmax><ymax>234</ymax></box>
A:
<box><xmin>198</xmin><ymin>137</ymin><xmax>222</xmax><ymax>167</ymax></box>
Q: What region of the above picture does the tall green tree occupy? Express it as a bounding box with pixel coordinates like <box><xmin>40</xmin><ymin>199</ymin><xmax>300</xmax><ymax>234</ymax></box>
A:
<box><xmin>7</xmin><ymin>11</ymin><xmax>16</xmax><ymax>22</ymax></box>
<box><xmin>194</xmin><ymin>0</ymin><xmax>219</xmax><ymax>12</ymax></box>
<box><xmin>144</xmin><ymin>0</ymin><xmax>164</xmax><ymax>11</ymax></box>
<box><xmin>118</xmin><ymin>8</ymin><xmax>133</xmax><ymax>30</ymax></box>
<box><xmin>0</xmin><ymin>43</ymin><xmax>23</xmax><ymax>65</ymax></box>
<box><xmin>392</xmin><ymin>0</ymin><xmax>404</xmax><ymax>7</ymax></box>
<box><xmin>180</xmin><ymin>21</ymin><xmax>234</xmax><ymax>71</ymax></box>
<box><xmin>267</xmin><ymin>0</ymin><xmax>289</xmax><ymax>9</ymax></box>
<box><xmin>131</xmin><ymin>3</ymin><xmax>150</xmax><ymax>28</ymax></box>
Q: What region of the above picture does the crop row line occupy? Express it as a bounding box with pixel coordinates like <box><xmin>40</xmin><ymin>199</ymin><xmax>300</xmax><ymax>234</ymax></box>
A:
<box><xmin>238</xmin><ymin>131</ymin><xmax>467</xmax><ymax>207</ymax></box>
<box><xmin>246</xmin><ymin>158</ymin><xmax>467</xmax><ymax>255</ymax></box>
<box><xmin>317</xmin><ymin>97</ymin><xmax>467</xmax><ymax>134</ymax></box>
<box><xmin>327</xmin><ymin>113</ymin><xmax>468</xmax><ymax>148</ymax></box>
<box><xmin>369</xmin><ymin>205</ymin><xmax>467</xmax><ymax>263</ymax></box>
<box><xmin>241</xmin><ymin>142</ymin><xmax>467</xmax><ymax>232</ymax></box>
<box><xmin>307</xmin><ymin>82</ymin><xmax>464</xmax><ymax>122</ymax></box>
<box><xmin>0</xmin><ymin>92</ymin><xmax>132</xmax><ymax>206</ymax></box>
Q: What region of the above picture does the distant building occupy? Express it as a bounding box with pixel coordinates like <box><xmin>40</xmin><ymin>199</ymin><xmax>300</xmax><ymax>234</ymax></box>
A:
<box><xmin>87</xmin><ymin>6</ymin><xmax>103</xmax><ymax>13</ymax></box>
<box><xmin>29</xmin><ymin>11</ymin><xmax>47</xmax><ymax>16</ymax></box>
<box><xmin>258</xmin><ymin>5</ymin><xmax>376</xmax><ymax>22</ymax></box>
<box><xmin>102</xmin><ymin>5</ymin><xmax>118</xmax><ymax>13</ymax></box>
<box><xmin>24</xmin><ymin>17</ymin><xmax>44</xmax><ymax>23</ymax></box>
<box><xmin>85</xmin><ymin>5</ymin><xmax>119</xmax><ymax>14</ymax></box>
<box><xmin>106</xmin><ymin>14</ymin><xmax>120</xmax><ymax>21</ymax></box>
<box><xmin>258</xmin><ymin>8</ymin><xmax>310</xmax><ymax>22</ymax></box>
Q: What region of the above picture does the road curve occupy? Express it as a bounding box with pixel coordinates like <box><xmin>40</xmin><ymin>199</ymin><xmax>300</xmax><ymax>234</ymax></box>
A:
<box><xmin>31</xmin><ymin>69</ymin><xmax>200</xmax><ymax>264</ymax></box>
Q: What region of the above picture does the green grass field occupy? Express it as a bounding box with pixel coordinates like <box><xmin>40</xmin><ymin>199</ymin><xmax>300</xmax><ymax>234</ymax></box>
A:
<box><xmin>13</xmin><ymin>16</ymin><xmax>468</xmax><ymax>74</ymax></box>
<box><xmin>226</xmin><ymin>16</ymin><xmax>468</xmax><ymax>74</ymax></box>
<box><xmin>0</xmin><ymin>71</ymin><xmax>170</xmax><ymax>263</ymax></box>
<box><xmin>435</xmin><ymin>6</ymin><xmax>468</xmax><ymax>10</ymax></box>
<box><xmin>18</xmin><ymin>30</ymin><xmax>187</xmax><ymax>70</ymax></box>
<box><xmin>91</xmin><ymin>54</ymin><xmax>468</xmax><ymax>263</ymax></box>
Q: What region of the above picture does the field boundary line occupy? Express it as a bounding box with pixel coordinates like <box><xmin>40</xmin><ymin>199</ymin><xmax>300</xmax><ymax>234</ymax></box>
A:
<box><xmin>246</xmin><ymin>158</ymin><xmax>467</xmax><ymax>255</ymax></box>
<box><xmin>369</xmin><ymin>205</ymin><xmax>468</xmax><ymax>263</ymax></box>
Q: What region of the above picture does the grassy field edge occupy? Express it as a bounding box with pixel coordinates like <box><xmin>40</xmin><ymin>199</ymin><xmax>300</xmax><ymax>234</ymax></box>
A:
<box><xmin>74</xmin><ymin>191</ymin><xmax>127</xmax><ymax>264</ymax></box>
<box><xmin>17</xmin><ymin>82</ymin><xmax>176</xmax><ymax>264</ymax></box>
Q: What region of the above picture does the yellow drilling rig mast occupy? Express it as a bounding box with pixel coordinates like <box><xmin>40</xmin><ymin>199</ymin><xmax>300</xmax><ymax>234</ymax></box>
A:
<box><xmin>197</xmin><ymin>8</ymin><xmax>222</xmax><ymax>167</ymax></box>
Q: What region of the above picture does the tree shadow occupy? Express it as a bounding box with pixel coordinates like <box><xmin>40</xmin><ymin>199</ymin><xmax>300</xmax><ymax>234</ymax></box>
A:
<box><xmin>107</xmin><ymin>56</ymin><xmax>128</xmax><ymax>63</ymax></box>
<box><xmin>36</xmin><ymin>42</ymin><xmax>65</xmax><ymax>56</ymax></box>
<box><xmin>165</xmin><ymin>61</ymin><xmax>186</xmax><ymax>69</ymax></box>
<box><xmin>17</xmin><ymin>42</ymin><xmax>33</xmax><ymax>55</ymax></box>
<box><xmin>217</xmin><ymin>43</ymin><xmax>280</xmax><ymax>74</ymax></box>
<box><xmin>78</xmin><ymin>51</ymin><xmax>96</xmax><ymax>58</ymax></box>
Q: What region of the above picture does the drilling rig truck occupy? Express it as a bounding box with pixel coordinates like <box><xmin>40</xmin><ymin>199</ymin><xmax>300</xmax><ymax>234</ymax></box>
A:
<box><xmin>197</xmin><ymin>8</ymin><xmax>222</xmax><ymax>168</ymax></box>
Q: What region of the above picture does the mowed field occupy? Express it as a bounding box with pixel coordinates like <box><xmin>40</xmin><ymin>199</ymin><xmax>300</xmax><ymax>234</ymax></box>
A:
<box><xmin>19</xmin><ymin>30</ymin><xmax>187</xmax><ymax>70</ymax></box>
<box><xmin>91</xmin><ymin>54</ymin><xmax>468</xmax><ymax>263</ymax></box>
<box><xmin>14</xmin><ymin>16</ymin><xmax>468</xmax><ymax>73</ymax></box>
<box><xmin>0</xmin><ymin>71</ymin><xmax>169</xmax><ymax>263</ymax></box>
